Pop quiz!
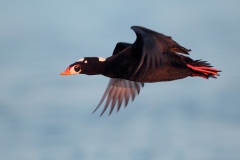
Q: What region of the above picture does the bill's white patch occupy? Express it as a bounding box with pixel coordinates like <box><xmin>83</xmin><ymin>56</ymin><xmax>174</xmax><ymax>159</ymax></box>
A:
<box><xmin>98</xmin><ymin>57</ymin><xmax>106</xmax><ymax>62</ymax></box>
<box><xmin>70</xmin><ymin>66</ymin><xmax>81</xmax><ymax>74</ymax></box>
<box><xmin>84</xmin><ymin>60</ymin><xmax>88</xmax><ymax>63</ymax></box>
<box><xmin>78</xmin><ymin>58</ymin><xmax>84</xmax><ymax>62</ymax></box>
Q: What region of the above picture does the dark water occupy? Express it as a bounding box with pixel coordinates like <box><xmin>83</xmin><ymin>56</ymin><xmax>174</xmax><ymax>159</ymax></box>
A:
<box><xmin>1</xmin><ymin>1</ymin><xmax>240</xmax><ymax>159</ymax></box>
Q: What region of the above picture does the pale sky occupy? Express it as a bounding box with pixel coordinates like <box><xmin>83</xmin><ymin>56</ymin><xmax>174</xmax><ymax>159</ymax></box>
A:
<box><xmin>0</xmin><ymin>0</ymin><xmax>240</xmax><ymax>160</ymax></box>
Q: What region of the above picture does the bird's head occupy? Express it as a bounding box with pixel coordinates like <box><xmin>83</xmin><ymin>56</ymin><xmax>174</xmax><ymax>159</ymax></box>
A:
<box><xmin>60</xmin><ymin>57</ymin><xmax>106</xmax><ymax>75</ymax></box>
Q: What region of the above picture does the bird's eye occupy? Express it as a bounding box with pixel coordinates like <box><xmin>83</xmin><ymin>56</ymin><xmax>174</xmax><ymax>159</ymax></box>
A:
<box><xmin>74</xmin><ymin>65</ymin><xmax>81</xmax><ymax>72</ymax></box>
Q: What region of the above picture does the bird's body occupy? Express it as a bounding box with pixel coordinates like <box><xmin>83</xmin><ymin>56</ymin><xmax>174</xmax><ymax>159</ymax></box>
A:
<box><xmin>61</xmin><ymin>26</ymin><xmax>221</xmax><ymax>115</ymax></box>
<box><xmin>105</xmin><ymin>48</ymin><xmax>193</xmax><ymax>82</ymax></box>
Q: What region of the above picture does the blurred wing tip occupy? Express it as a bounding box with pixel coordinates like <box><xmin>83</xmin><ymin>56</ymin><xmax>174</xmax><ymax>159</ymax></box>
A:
<box><xmin>92</xmin><ymin>104</ymin><xmax>101</xmax><ymax>114</ymax></box>
<box><xmin>92</xmin><ymin>79</ymin><xmax>144</xmax><ymax>116</ymax></box>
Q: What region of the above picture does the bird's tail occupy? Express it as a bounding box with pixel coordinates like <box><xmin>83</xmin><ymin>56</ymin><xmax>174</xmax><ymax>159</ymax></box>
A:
<box><xmin>187</xmin><ymin>60</ymin><xmax>221</xmax><ymax>79</ymax></box>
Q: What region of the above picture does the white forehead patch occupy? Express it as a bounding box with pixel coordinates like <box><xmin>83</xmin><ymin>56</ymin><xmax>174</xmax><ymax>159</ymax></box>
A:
<box><xmin>98</xmin><ymin>57</ymin><xmax>106</xmax><ymax>62</ymax></box>
<box><xmin>78</xmin><ymin>58</ymin><xmax>84</xmax><ymax>62</ymax></box>
<box><xmin>84</xmin><ymin>60</ymin><xmax>88</xmax><ymax>63</ymax></box>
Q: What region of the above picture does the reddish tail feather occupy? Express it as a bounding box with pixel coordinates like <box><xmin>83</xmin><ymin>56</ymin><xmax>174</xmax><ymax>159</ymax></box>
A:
<box><xmin>187</xmin><ymin>60</ymin><xmax>221</xmax><ymax>79</ymax></box>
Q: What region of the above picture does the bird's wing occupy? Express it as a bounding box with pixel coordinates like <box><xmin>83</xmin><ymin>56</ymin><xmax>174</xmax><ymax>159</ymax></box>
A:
<box><xmin>92</xmin><ymin>42</ymin><xmax>137</xmax><ymax>116</ymax></box>
<box><xmin>131</xmin><ymin>26</ymin><xmax>191</xmax><ymax>76</ymax></box>
<box><xmin>112</xmin><ymin>42</ymin><xmax>132</xmax><ymax>55</ymax></box>
<box><xmin>93</xmin><ymin>78</ymin><xmax>144</xmax><ymax>116</ymax></box>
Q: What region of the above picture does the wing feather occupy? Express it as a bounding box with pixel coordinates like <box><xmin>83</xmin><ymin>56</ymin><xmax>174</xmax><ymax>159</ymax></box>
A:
<box><xmin>93</xmin><ymin>78</ymin><xmax>144</xmax><ymax>116</ymax></box>
<box><xmin>131</xmin><ymin>26</ymin><xmax>191</xmax><ymax>77</ymax></box>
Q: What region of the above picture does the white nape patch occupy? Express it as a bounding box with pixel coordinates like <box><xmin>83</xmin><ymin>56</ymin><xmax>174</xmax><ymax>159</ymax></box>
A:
<box><xmin>98</xmin><ymin>57</ymin><xmax>106</xmax><ymax>62</ymax></box>
<box><xmin>78</xmin><ymin>58</ymin><xmax>84</xmax><ymax>62</ymax></box>
<box><xmin>84</xmin><ymin>60</ymin><xmax>88</xmax><ymax>63</ymax></box>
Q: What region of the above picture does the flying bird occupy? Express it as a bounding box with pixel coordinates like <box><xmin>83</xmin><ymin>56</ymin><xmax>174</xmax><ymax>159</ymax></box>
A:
<box><xmin>60</xmin><ymin>26</ymin><xmax>221</xmax><ymax>116</ymax></box>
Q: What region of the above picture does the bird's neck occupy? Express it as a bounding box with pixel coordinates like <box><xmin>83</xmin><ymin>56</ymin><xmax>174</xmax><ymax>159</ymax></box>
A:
<box><xmin>91</xmin><ymin>61</ymin><xmax>106</xmax><ymax>75</ymax></box>
<box><xmin>83</xmin><ymin>58</ymin><xmax>107</xmax><ymax>75</ymax></box>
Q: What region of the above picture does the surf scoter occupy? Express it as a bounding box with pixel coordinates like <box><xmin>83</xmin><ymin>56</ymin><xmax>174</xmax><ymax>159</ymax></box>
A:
<box><xmin>60</xmin><ymin>26</ymin><xmax>221</xmax><ymax>116</ymax></box>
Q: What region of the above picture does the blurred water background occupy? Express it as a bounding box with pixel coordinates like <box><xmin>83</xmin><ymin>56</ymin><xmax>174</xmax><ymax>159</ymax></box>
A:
<box><xmin>0</xmin><ymin>0</ymin><xmax>240</xmax><ymax>160</ymax></box>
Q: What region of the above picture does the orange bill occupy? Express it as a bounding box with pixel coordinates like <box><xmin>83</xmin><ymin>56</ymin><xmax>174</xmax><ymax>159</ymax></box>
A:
<box><xmin>60</xmin><ymin>67</ymin><xmax>71</xmax><ymax>75</ymax></box>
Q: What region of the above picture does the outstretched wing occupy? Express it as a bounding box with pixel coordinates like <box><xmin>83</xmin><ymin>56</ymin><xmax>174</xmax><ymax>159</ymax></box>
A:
<box><xmin>131</xmin><ymin>26</ymin><xmax>191</xmax><ymax>76</ymax></box>
<box><xmin>112</xmin><ymin>42</ymin><xmax>132</xmax><ymax>55</ymax></box>
<box><xmin>93</xmin><ymin>78</ymin><xmax>144</xmax><ymax>116</ymax></box>
<box><xmin>93</xmin><ymin>42</ymin><xmax>143</xmax><ymax>116</ymax></box>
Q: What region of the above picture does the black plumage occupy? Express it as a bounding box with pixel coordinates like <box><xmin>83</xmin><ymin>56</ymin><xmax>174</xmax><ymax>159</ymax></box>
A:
<box><xmin>61</xmin><ymin>26</ymin><xmax>221</xmax><ymax>115</ymax></box>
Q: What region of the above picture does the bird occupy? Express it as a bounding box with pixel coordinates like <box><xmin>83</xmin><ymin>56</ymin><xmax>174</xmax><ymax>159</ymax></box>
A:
<box><xmin>60</xmin><ymin>26</ymin><xmax>221</xmax><ymax>116</ymax></box>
